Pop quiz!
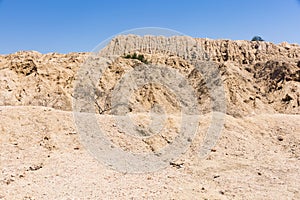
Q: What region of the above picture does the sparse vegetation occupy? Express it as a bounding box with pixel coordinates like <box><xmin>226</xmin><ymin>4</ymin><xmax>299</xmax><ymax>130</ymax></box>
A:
<box><xmin>123</xmin><ymin>53</ymin><xmax>148</xmax><ymax>64</ymax></box>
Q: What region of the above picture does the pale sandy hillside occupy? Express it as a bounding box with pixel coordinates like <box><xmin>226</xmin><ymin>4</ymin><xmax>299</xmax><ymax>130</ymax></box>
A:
<box><xmin>0</xmin><ymin>36</ymin><xmax>299</xmax><ymax>199</ymax></box>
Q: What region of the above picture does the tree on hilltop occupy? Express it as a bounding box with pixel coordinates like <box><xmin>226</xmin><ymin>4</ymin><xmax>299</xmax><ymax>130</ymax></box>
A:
<box><xmin>251</xmin><ymin>36</ymin><xmax>264</xmax><ymax>41</ymax></box>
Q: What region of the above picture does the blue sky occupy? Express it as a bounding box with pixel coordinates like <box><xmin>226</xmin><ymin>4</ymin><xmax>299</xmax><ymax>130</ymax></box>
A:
<box><xmin>0</xmin><ymin>0</ymin><xmax>300</xmax><ymax>54</ymax></box>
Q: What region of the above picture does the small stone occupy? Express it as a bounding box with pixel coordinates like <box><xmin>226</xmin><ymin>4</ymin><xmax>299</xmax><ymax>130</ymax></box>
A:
<box><xmin>28</xmin><ymin>164</ymin><xmax>43</xmax><ymax>171</ymax></box>
<box><xmin>211</xmin><ymin>148</ymin><xmax>217</xmax><ymax>152</ymax></box>
<box><xmin>277</xmin><ymin>136</ymin><xmax>284</xmax><ymax>141</ymax></box>
<box><xmin>169</xmin><ymin>162</ymin><xmax>184</xmax><ymax>169</ymax></box>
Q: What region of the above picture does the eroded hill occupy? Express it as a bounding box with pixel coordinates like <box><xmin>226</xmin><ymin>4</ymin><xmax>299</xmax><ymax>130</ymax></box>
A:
<box><xmin>1</xmin><ymin>36</ymin><xmax>300</xmax><ymax>199</ymax></box>
<box><xmin>0</xmin><ymin>35</ymin><xmax>299</xmax><ymax>117</ymax></box>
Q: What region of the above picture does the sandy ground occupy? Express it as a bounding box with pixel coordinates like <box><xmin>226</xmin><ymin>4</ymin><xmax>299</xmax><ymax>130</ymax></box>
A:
<box><xmin>0</xmin><ymin>106</ymin><xmax>299</xmax><ymax>199</ymax></box>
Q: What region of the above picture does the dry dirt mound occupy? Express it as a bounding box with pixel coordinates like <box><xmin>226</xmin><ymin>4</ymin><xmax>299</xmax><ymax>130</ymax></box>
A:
<box><xmin>0</xmin><ymin>51</ymin><xmax>87</xmax><ymax>110</ymax></box>
<box><xmin>0</xmin><ymin>36</ymin><xmax>299</xmax><ymax>117</ymax></box>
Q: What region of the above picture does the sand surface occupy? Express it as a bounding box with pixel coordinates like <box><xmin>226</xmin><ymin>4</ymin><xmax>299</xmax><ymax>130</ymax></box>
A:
<box><xmin>1</xmin><ymin>106</ymin><xmax>299</xmax><ymax>199</ymax></box>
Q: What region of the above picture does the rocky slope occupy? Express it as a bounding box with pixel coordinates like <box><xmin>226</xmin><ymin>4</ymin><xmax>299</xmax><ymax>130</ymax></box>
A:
<box><xmin>0</xmin><ymin>35</ymin><xmax>299</xmax><ymax>117</ymax></box>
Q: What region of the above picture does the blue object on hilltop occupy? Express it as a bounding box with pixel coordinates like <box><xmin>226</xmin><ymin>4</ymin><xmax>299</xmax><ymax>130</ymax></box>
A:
<box><xmin>251</xmin><ymin>36</ymin><xmax>264</xmax><ymax>41</ymax></box>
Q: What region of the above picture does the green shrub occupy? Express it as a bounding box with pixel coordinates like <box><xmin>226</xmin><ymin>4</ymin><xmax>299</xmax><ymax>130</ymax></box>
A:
<box><xmin>124</xmin><ymin>54</ymin><xmax>131</xmax><ymax>59</ymax></box>
<box><xmin>132</xmin><ymin>53</ymin><xmax>137</xmax><ymax>59</ymax></box>
<box><xmin>123</xmin><ymin>53</ymin><xmax>148</xmax><ymax>64</ymax></box>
